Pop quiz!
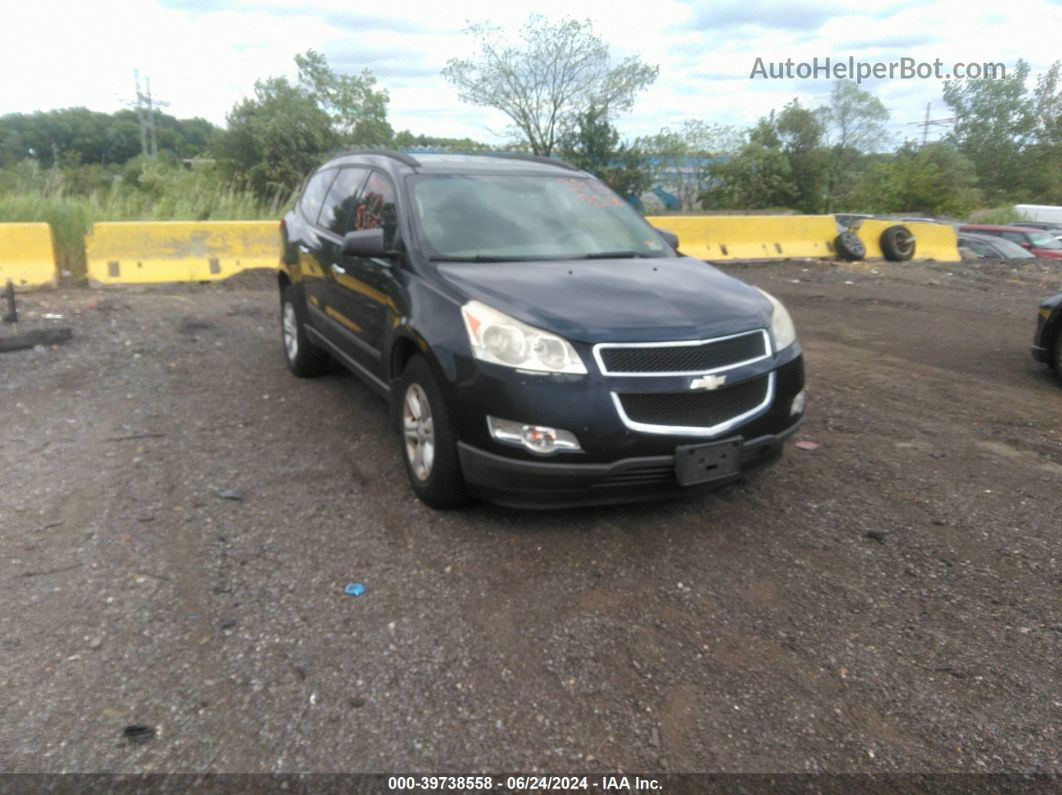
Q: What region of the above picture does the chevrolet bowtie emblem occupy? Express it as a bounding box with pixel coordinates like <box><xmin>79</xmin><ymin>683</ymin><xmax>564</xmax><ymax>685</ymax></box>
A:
<box><xmin>690</xmin><ymin>374</ymin><xmax>727</xmax><ymax>391</ymax></box>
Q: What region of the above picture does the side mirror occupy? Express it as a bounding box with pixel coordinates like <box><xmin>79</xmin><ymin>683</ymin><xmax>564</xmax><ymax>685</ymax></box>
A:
<box><xmin>1019</xmin><ymin>241</ymin><xmax>1032</xmax><ymax>248</ymax></box>
<box><xmin>654</xmin><ymin>228</ymin><xmax>679</xmax><ymax>250</ymax></box>
<box><xmin>342</xmin><ymin>228</ymin><xmax>386</xmax><ymax>258</ymax></box>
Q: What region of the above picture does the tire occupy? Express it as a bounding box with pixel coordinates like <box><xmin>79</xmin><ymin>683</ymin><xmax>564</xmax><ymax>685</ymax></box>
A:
<box><xmin>1053</xmin><ymin>325</ymin><xmax>1062</xmax><ymax>383</ymax></box>
<box><xmin>834</xmin><ymin>231</ymin><xmax>866</xmax><ymax>261</ymax></box>
<box><xmin>396</xmin><ymin>355</ymin><xmax>469</xmax><ymax>509</ymax></box>
<box><xmin>880</xmin><ymin>225</ymin><xmax>915</xmax><ymax>261</ymax></box>
<box><xmin>280</xmin><ymin>284</ymin><xmax>331</xmax><ymax>378</ymax></box>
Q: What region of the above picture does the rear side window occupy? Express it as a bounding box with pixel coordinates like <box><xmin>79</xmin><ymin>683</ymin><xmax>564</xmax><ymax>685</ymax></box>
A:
<box><xmin>319</xmin><ymin>167</ymin><xmax>369</xmax><ymax>235</ymax></box>
<box><xmin>1001</xmin><ymin>231</ymin><xmax>1026</xmax><ymax>244</ymax></box>
<box><xmin>300</xmin><ymin>168</ymin><xmax>337</xmax><ymax>224</ymax></box>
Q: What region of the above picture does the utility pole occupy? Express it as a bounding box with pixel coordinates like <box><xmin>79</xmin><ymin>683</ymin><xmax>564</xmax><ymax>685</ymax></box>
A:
<box><xmin>133</xmin><ymin>70</ymin><xmax>161</xmax><ymax>159</ymax></box>
<box><xmin>908</xmin><ymin>102</ymin><xmax>956</xmax><ymax>146</ymax></box>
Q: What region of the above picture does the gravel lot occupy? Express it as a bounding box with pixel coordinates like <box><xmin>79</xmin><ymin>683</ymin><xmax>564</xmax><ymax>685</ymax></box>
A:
<box><xmin>1</xmin><ymin>257</ymin><xmax>1060</xmax><ymax>775</ymax></box>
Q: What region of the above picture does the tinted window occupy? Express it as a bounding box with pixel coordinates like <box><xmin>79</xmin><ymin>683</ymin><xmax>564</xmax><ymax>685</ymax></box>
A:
<box><xmin>1000</xmin><ymin>231</ymin><xmax>1026</xmax><ymax>244</ymax></box>
<box><xmin>961</xmin><ymin>238</ymin><xmax>992</xmax><ymax>257</ymax></box>
<box><xmin>351</xmin><ymin>170</ymin><xmax>399</xmax><ymax>248</ymax></box>
<box><xmin>300</xmin><ymin>169</ymin><xmax>336</xmax><ymax>224</ymax></box>
<box><xmin>354</xmin><ymin>171</ymin><xmax>397</xmax><ymax>232</ymax></box>
<box><xmin>1028</xmin><ymin>231</ymin><xmax>1062</xmax><ymax>249</ymax></box>
<box><xmin>319</xmin><ymin>167</ymin><xmax>368</xmax><ymax>235</ymax></box>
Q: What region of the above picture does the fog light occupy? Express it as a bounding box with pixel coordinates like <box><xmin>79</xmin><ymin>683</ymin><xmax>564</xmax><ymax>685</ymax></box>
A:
<box><xmin>487</xmin><ymin>416</ymin><xmax>581</xmax><ymax>455</ymax></box>
<box><xmin>790</xmin><ymin>389</ymin><xmax>806</xmax><ymax>416</ymax></box>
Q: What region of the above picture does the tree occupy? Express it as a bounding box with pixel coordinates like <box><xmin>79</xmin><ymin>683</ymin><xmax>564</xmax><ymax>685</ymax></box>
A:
<box><xmin>443</xmin><ymin>14</ymin><xmax>658</xmax><ymax>156</ymax></box>
<box><xmin>295</xmin><ymin>49</ymin><xmax>392</xmax><ymax>146</ymax></box>
<box><xmin>851</xmin><ymin>141</ymin><xmax>981</xmax><ymax>216</ymax></box>
<box><xmin>775</xmin><ymin>99</ymin><xmax>826</xmax><ymax>213</ymax></box>
<box><xmin>820</xmin><ymin>80</ymin><xmax>891</xmax><ymax>211</ymax></box>
<box><xmin>216</xmin><ymin>51</ymin><xmax>392</xmax><ymax>199</ymax></box>
<box><xmin>392</xmin><ymin>131</ymin><xmax>493</xmax><ymax>151</ymax></box>
<box><xmin>0</xmin><ymin>107</ymin><xmax>216</xmax><ymax>167</ymax></box>
<box><xmin>217</xmin><ymin>76</ymin><xmax>338</xmax><ymax>199</ymax></box>
<box><xmin>943</xmin><ymin>60</ymin><xmax>1035</xmax><ymax>203</ymax></box>
<box><xmin>639</xmin><ymin>120</ymin><xmax>741</xmax><ymax>210</ymax></box>
<box><xmin>559</xmin><ymin>105</ymin><xmax>653</xmax><ymax>199</ymax></box>
<box><xmin>701</xmin><ymin>131</ymin><xmax>798</xmax><ymax>211</ymax></box>
<box><xmin>1032</xmin><ymin>61</ymin><xmax>1062</xmax><ymax>147</ymax></box>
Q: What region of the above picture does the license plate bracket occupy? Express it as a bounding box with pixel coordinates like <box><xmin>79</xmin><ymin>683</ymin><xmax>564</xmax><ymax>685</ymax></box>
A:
<box><xmin>674</xmin><ymin>438</ymin><xmax>743</xmax><ymax>486</ymax></box>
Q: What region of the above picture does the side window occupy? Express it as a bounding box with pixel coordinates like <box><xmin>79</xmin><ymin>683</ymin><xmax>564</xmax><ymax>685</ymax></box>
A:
<box><xmin>1001</xmin><ymin>231</ymin><xmax>1025</xmax><ymax>244</ymax></box>
<box><xmin>319</xmin><ymin>167</ymin><xmax>368</xmax><ymax>235</ymax></box>
<box><xmin>354</xmin><ymin>171</ymin><xmax>397</xmax><ymax>232</ymax></box>
<box><xmin>300</xmin><ymin>168</ymin><xmax>336</xmax><ymax>224</ymax></box>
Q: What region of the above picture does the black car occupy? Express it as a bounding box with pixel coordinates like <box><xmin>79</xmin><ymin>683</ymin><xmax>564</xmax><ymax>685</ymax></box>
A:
<box><xmin>958</xmin><ymin>233</ymin><xmax>1036</xmax><ymax>262</ymax></box>
<box><xmin>1032</xmin><ymin>293</ymin><xmax>1062</xmax><ymax>381</ymax></box>
<box><xmin>278</xmin><ymin>151</ymin><xmax>805</xmax><ymax>508</ymax></box>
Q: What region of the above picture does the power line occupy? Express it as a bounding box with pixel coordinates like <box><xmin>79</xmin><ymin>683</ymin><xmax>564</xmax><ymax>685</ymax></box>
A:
<box><xmin>907</xmin><ymin>102</ymin><xmax>955</xmax><ymax>145</ymax></box>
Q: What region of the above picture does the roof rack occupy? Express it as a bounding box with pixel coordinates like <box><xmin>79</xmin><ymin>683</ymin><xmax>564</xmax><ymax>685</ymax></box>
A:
<box><xmin>480</xmin><ymin>152</ymin><xmax>581</xmax><ymax>171</ymax></box>
<box><xmin>330</xmin><ymin>148</ymin><xmax>421</xmax><ymax>168</ymax></box>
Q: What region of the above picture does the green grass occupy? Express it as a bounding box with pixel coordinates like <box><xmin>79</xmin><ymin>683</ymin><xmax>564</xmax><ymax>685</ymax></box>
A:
<box><xmin>965</xmin><ymin>206</ymin><xmax>1030</xmax><ymax>225</ymax></box>
<box><xmin>0</xmin><ymin>161</ymin><xmax>290</xmax><ymax>280</ymax></box>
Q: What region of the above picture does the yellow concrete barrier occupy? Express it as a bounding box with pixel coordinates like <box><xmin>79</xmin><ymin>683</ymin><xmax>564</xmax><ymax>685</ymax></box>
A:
<box><xmin>646</xmin><ymin>215</ymin><xmax>838</xmax><ymax>260</ymax></box>
<box><xmin>85</xmin><ymin>221</ymin><xmax>280</xmax><ymax>284</ymax></box>
<box><xmin>0</xmin><ymin>223</ymin><xmax>57</xmax><ymax>289</ymax></box>
<box><xmin>853</xmin><ymin>220</ymin><xmax>960</xmax><ymax>262</ymax></box>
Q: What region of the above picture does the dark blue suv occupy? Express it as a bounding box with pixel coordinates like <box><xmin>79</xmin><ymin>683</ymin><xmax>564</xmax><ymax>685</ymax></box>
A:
<box><xmin>278</xmin><ymin>151</ymin><xmax>805</xmax><ymax>508</ymax></box>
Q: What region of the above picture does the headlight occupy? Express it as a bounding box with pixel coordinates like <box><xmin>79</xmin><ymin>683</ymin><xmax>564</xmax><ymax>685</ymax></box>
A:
<box><xmin>755</xmin><ymin>288</ymin><xmax>797</xmax><ymax>352</ymax></box>
<box><xmin>461</xmin><ymin>301</ymin><xmax>587</xmax><ymax>374</ymax></box>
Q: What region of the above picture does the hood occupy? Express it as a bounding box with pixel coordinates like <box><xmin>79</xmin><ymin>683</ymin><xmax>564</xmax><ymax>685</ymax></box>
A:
<box><xmin>436</xmin><ymin>256</ymin><xmax>772</xmax><ymax>343</ymax></box>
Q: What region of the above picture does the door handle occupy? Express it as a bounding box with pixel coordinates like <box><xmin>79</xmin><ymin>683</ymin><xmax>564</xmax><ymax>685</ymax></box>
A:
<box><xmin>331</xmin><ymin>263</ymin><xmax>346</xmax><ymax>276</ymax></box>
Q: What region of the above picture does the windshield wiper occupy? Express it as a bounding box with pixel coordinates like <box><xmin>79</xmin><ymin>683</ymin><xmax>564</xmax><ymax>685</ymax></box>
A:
<box><xmin>579</xmin><ymin>251</ymin><xmax>654</xmax><ymax>259</ymax></box>
<box><xmin>429</xmin><ymin>255</ymin><xmax>553</xmax><ymax>263</ymax></box>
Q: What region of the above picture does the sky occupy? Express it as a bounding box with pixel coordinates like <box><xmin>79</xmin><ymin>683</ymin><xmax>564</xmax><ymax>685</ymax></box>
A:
<box><xmin>3</xmin><ymin>0</ymin><xmax>1062</xmax><ymax>147</ymax></box>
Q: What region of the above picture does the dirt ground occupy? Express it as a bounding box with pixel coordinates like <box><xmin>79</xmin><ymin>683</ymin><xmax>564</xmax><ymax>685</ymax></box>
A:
<box><xmin>1</xmin><ymin>256</ymin><xmax>1060</xmax><ymax>776</ymax></box>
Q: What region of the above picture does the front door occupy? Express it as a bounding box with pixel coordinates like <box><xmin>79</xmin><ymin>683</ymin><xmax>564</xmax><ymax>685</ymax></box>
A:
<box><xmin>324</xmin><ymin>169</ymin><xmax>401</xmax><ymax>382</ymax></box>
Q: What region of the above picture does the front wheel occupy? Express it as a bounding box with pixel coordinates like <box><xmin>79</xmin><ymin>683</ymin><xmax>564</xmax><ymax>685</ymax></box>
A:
<box><xmin>396</xmin><ymin>356</ymin><xmax>469</xmax><ymax>509</ymax></box>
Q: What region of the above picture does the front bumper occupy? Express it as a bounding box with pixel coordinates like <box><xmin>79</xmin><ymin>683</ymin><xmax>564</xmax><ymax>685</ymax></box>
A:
<box><xmin>459</xmin><ymin>420</ymin><xmax>801</xmax><ymax>509</ymax></box>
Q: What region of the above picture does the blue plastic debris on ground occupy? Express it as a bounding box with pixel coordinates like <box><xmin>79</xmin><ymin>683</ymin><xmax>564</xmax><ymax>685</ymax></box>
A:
<box><xmin>344</xmin><ymin>583</ymin><xmax>365</xmax><ymax>597</ymax></box>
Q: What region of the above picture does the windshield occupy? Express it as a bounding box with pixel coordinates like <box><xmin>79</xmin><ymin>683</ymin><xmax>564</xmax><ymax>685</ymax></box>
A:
<box><xmin>990</xmin><ymin>237</ymin><xmax>1035</xmax><ymax>258</ymax></box>
<box><xmin>1028</xmin><ymin>231</ymin><xmax>1062</xmax><ymax>249</ymax></box>
<box><xmin>409</xmin><ymin>174</ymin><xmax>671</xmax><ymax>261</ymax></box>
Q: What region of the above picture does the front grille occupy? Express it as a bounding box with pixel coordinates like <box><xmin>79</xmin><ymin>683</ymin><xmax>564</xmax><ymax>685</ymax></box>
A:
<box><xmin>617</xmin><ymin>374</ymin><xmax>770</xmax><ymax>429</ymax></box>
<box><xmin>597</xmin><ymin>331</ymin><xmax>767</xmax><ymax>374</ymax></box>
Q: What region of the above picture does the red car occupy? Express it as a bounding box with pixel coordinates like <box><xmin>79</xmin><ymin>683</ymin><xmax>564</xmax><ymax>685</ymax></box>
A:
<box><xmin>959</xmin><ymin>224</ymin><xmax>1062</xmax><ymax>259</ymax></box>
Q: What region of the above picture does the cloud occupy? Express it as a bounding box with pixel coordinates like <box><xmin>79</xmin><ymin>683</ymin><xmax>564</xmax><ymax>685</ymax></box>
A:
<box><xmin>678</xmin><ymin>1</ymin><xmax>850</xmax><ymax>32</ymax></box>
<box><xmin>5</xmin><ymin>0</ymin><xmax>1062</xmax><ymax>151</ymax></box>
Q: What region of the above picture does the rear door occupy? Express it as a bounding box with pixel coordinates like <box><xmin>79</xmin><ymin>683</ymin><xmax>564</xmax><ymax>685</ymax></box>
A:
<box><xmin>293</xmin><ymin>167</ymin><xmax>338</xmax><ymax>312</ymax></box>
<box><xmin>323</xmin><ymin>169</ymin><xmax>401</xmax><ymax>382</ymax></box>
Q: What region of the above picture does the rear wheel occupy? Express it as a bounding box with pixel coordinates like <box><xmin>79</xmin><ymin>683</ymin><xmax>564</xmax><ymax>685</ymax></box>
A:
<box><xmin>396</xmin><ymin>356</ymin><xmax>468</xmax><ymax>509</ymax></box>
<box><xmin>280</xmin><ymin>285</ymin><xmax>330</xmax><ymax>377</ymax></box>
